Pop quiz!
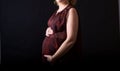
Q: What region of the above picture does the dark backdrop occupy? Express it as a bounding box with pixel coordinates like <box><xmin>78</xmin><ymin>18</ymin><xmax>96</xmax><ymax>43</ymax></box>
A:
<box><xmin>119</xmin><ymin>0</ymin><xmax>120</xmax><ymax>33</ymax></box>
<box><xmin>1</xmin><ymin>0</ymin><xmax>119</xmax><ymax>64</ymax></box>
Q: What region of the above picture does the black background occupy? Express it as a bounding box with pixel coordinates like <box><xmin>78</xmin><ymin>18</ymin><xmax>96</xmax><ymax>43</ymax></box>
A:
<box><xmin>1</xmin><ymin>0</ymin><xmax>119</xmax><ymax>64</ymax></box>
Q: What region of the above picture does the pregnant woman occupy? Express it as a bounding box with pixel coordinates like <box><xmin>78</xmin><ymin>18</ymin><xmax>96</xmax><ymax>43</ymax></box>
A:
<box><xmin>42</xmin><ymin>0</ymin><xmax>81</xmax><ymax>66</ymax></box>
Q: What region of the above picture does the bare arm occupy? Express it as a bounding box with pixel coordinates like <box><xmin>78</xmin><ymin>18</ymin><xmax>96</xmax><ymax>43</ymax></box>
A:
<box><xmin>52</xmin><ymin>8</ymin><xmax>79</xmax><ymax>61</ymax></box>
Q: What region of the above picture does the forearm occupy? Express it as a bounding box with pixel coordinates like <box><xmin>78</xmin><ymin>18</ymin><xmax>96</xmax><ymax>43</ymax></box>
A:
<box><xmin>52</xmin><ymin>39</ymin><xmax>76</xmax><ymax>61</ymax></box>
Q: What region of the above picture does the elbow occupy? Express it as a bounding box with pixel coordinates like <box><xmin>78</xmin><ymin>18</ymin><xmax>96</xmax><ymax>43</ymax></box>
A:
<box><xmin>66</xmin><ymin>38</ymin><xmax>76</xmax><ymax>46</ymax></box>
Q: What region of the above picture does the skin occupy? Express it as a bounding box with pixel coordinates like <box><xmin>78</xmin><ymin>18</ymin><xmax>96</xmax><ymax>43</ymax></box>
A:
<box><xmin>44</xmin><ymin>0</ymin><xmax>78</xmax><ymax>63</ymax></box>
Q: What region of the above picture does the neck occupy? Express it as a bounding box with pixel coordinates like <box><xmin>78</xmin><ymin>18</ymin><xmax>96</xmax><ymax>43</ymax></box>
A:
<box><xmin>57</xmin><ymin>2</ymin><xmax>69</xmax><ymax>12</ymax></box>
<box><xmin>59</xmin><ymin>3</ymin><xmax>69</xmax><ymax>8</ymax></box>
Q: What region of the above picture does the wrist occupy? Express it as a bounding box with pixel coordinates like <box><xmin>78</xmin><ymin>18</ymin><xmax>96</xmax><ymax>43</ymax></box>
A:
<box><xmin>52</xmin><ymin>55</ymin><xmax>56</xmax><ymax>62</ymax></box>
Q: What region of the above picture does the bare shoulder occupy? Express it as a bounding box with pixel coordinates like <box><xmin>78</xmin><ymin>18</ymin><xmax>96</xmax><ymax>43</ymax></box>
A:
<box><xmin>69</xmin><ymin>8</ymin><xmax>77</xmax><ymax>14</ymax></box>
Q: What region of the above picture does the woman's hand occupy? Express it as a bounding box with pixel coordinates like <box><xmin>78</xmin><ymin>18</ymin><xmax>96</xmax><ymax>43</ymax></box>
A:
<box><xmin>44</xmin><ymin>55</ymin><xmax>53</xmax><ymax>62</ymax></box>
<box><xmin>45</xmin><ymin>27</ymin><xmax>53</xmax><ymax>37</ymax></box>
<box><xmin>44</xmin><ymin>55</ymin><xmax>57</xmax><ymax>63</ymax></box>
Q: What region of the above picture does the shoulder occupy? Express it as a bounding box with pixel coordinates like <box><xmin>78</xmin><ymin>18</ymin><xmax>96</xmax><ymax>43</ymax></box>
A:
<box><xmin>68</xmin><ymin>7</ymin><xmax>78</xmax><ymax>15</ymax></box>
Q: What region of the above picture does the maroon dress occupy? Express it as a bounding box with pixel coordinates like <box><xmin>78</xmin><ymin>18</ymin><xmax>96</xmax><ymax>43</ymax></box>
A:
<box><xmin>42</xmin><ymin>4</ymin><xmax>81</xmax><ymax>65</ymax></box>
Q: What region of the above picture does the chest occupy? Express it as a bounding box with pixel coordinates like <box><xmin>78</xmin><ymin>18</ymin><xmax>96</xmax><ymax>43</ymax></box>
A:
<box><xmin>48</xmin><ymin>12</ymin><xmax>67</xmax><ymax>32</ymax></box>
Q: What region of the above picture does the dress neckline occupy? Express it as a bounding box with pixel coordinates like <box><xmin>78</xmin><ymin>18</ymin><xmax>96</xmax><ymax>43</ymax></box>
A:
<box><xmin>55</xmin><ymin>4</ymin><xmax>70</xmax><ymax>15</ymax></box>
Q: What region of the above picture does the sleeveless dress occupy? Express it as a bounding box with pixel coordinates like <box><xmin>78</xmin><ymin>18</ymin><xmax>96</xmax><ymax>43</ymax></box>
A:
<box><xmin>42</xmin><ymin>4</ymin><xmax>81</xmax><ymax>65</ymax></box>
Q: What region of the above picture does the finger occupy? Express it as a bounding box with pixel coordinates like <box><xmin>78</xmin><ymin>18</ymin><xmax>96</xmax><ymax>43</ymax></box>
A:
<box><xmin>46</xmin><ymin>33</ymin><xmax>49</xmax><ymax>37</ymax></box>
<box><xmin>44</xmin><ymin>55</ymin><xmax>50</xmax><ymax>58</ymax></box>
<box><xmin>46</xmin><ymin>34</ymin><xmax>48</xmax><ymax>37</ymax></box>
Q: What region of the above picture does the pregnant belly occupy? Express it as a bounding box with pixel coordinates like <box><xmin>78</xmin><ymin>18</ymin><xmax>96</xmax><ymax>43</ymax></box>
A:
<box><xmin>42</xmin><ymin>36</ymin><xmax>58</xmax><ymax>55</ymax></box>
<box><xmin>42</xmin><ymin>32</ymin><xmax>66</xmax><ymax>55</ymax></box>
